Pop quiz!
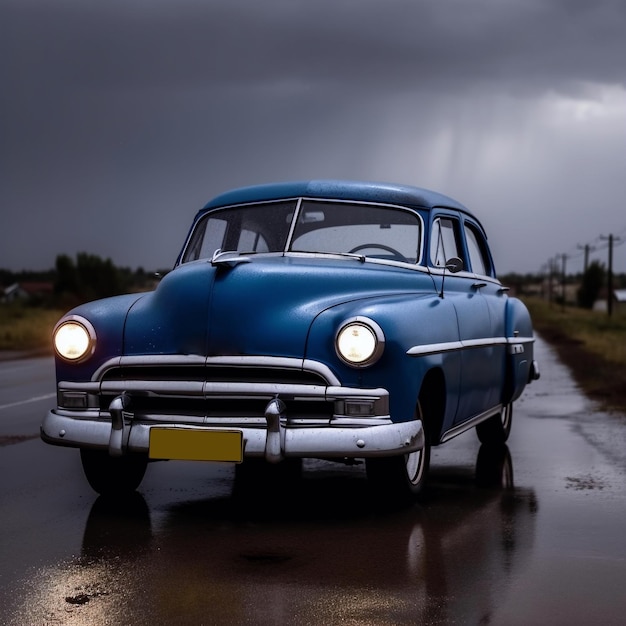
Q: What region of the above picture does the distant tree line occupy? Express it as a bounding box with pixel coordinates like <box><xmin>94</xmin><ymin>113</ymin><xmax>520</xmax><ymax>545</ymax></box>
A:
<box><xmin>1</xmin><ymin>253</ymin><xmax>160</xmax><ymax>308</ymax></box>
<box><xmin>54</xmin><ymin>253</ymin><xmax>138</xmax><ymax>303</ymax></box>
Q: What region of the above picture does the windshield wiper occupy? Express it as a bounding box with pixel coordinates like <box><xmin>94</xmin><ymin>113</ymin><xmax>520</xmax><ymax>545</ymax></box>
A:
<box><xmin>335</xmin><ymin>251</ymin><xmax>366</xmax><ymax>263</ymax></box>
<box><xmin>293</xmin><ymin>250</ymin><xmax>366</xmax><ymax>263</ymax></box>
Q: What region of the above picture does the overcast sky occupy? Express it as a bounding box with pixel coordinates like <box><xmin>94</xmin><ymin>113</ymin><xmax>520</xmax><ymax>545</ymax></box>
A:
<box><xmin>2</xmin><ymin>0</ymin><xmax>626</xmax><ymax>275</ymax></box>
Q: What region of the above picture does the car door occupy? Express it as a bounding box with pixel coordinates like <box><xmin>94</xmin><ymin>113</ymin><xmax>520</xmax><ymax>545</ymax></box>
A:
<box><xmin>429</xmin><ymin>212</ymin><xmax>496</xmax><ymax>423</ymax></box>
<box><xmin>462</xmin><ymin>218</ymin><xmax>508</xmax><ymax>409</ymax></box>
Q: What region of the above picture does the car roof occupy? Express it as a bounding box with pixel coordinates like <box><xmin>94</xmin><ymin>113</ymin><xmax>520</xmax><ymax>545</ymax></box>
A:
<box><xmin>202</xmin><ymin>180</ymin><xmax>470</xmax><ymax>213</ymax></box>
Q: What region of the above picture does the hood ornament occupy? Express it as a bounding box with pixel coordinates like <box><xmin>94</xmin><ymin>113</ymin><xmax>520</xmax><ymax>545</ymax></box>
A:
<box><xmin>211</xmin><ymin>249</ymin><xmax>252</xmax><ymax>268</ymax></box>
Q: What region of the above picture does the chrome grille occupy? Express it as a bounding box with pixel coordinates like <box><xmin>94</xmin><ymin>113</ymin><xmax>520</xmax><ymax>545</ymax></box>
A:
<box><xmin>96</xmin><ymin>357</ymin><xmax>336</xmax><ymax>421</ymax></box>
<box><xmin>100</xmin><ymin>364</ymin><xmax>328</xmax><ymax>386</ymax></box>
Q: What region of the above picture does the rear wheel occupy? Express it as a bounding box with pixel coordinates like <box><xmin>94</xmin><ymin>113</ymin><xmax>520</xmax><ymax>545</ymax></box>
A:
<box><xmin>366</xmin><ymin>402</ymin><xmax>430</xmax><ymax>503</ymax></box>
<box><xmin>476</xmin><ymin>404</ymin><xmax>512</xmax><ymax>445</ymax></box>
<box><xmin>475</xmin><ymin>444</ymin><xmax>513</xmax><ymax>488</ymax></box>
<box><xmin>80</xmin><ymin>449</ymin><xmax>148</xmax><ymax>496</ymax></box>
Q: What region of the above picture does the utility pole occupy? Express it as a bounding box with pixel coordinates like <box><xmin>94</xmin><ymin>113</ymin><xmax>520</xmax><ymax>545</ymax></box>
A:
<box><xmin>561</xmin><ymin>253</ymin><xmax>567</xmax><ymax>308</ymax></box>
<box><xmin>600</xmin><ymin>234</ymin><xmax>621</xmax><ymax>317</ymax></box>
<box><xmin>577</xmin><ymin>243</ymin><xmax>594</xmax><ymax>273</ymax></box>
<box><xmin>540</xmin><ymin>263</ymin><xmax>547</xmax><ymax>298</ymax></box>
<box><xmin>547</xmin><ymin>258</ymin><xmax>554</xmax><ymax>304</ymax></box>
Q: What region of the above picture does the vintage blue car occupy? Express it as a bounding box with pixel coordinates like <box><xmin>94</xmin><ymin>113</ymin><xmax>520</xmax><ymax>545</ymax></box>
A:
<box><xmin>42</xmin><ymin>180</ymin><xmax>539</xmax><ymax>500</ymax></box>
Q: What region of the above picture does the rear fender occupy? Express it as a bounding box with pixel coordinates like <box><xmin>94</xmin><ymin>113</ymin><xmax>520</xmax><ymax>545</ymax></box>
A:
<box><xmin>503</xmin><ymin>297</ymin><xmax>535</xmax><ymax>404</ymax></box>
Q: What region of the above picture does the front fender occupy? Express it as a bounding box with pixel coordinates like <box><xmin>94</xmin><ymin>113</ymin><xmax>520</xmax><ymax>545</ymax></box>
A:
<box><xmin>305</xmin><ymin>294</ymin><xmax>462</xmax><ymax>425</ymax></box>
<box><xmin>54</xmin><ymin>293</ymin><xmax>146</xmax><ymax>382</ymax></box>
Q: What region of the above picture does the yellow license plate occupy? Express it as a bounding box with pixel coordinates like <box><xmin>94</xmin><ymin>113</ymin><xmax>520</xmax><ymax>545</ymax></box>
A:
<box><xmin>149</xmin><ymin>428</ymin><xmax>243</xmax><ymax>463</ymax></box>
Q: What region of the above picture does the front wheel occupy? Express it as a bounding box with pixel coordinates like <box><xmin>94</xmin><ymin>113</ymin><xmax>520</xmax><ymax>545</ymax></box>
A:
<box><xmin>80</xmin><ymin>449</ymin><xmax>148</xmax><ymax>496</ymax></box>
<box><xmin>366</xmin><ymin>403</ymin><xmax>430</xmax><ymax>503</ymax></box>
<box><xmin>366</xmin><ymin>446</ymin><xmax>430</xmax><ymax>504</ymax></box>
<box><xmin>476</xmin><ymin>404</ymin><xmax>513</xmax><ymax>445</ymax></box>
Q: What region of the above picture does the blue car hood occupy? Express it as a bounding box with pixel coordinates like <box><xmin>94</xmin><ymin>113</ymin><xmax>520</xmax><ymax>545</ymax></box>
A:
<box><xmin>124</xmin><ymin>256</ymin><xmax>435</xmax><ymax>358</ymax></box>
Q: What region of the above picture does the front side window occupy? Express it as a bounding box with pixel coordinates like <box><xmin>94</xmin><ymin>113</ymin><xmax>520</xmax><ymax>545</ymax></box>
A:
<box><xmin>430</xmin><ymin>217</ymin><xmax>464</xmax><ymax>269</ymax></box>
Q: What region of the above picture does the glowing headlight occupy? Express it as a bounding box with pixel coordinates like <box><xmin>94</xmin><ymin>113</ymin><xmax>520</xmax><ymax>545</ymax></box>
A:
<box><xmin>53</xmin><ymin>317</ymin><xmax>96</xmax><ymax>362</ymax></box>
<box><xmin>336</xmin><ymin>317</ymin><xmax>385</xmax><ymax>367</ymax></box>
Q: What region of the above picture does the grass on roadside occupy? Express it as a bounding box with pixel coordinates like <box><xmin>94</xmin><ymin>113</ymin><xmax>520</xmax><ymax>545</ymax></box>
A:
<box><xmin>524</xmin><ymin>297</ymin><xmax>626</xmax><ymax>413</ymax></box>
<box><xmin>525</xmin><ymin>297</ymin><xmax>626</xmax><ymax>366</ymax></box>
<box><xmin>0</xmin><ymin>304</ymin><xmax>63</xmax><ymax>352</ymax></box>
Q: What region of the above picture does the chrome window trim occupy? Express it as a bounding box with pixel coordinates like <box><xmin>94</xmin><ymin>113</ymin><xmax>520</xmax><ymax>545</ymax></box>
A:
<box><xmin>285</xmin><ymin>196</ymin><xmax>303</xmax><ymax>249</ymax></box>
<box><xmin>426</xmin><ymin>266</ymin><xmax>503</xmax><ymax>285</ymax></box>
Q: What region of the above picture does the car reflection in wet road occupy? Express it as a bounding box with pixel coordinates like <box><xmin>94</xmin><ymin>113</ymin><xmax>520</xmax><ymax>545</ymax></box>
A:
<box><xmin>6</xmin><ymin>449</ymin><xmax>537</xmax><ymax>625</ymax></box>
<box><xmin>2</xmin><ymin>337</ymin><xmax>626</xmax><ymax>625</ymax></box>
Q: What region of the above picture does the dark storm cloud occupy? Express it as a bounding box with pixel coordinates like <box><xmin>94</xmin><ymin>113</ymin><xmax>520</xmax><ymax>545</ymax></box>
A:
<box><xmin>6</xmin><ymin>0</ymin><xmax>626</xmax><ymax>94</ymax></box>
<box><xmin>2</xmin><ymin>0</ymin><xmax>626</xmax><ymax>273</ymax></box>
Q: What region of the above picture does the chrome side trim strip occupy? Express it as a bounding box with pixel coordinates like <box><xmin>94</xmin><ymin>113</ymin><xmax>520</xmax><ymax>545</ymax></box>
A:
<box><xmin>507</xmin><ymin>336</ymin><xmax>535</xmax><ymax>344</ymax></box>
<box><xmin>406</xmin><ymin>336</ymin><xmax>534</xmax><ymax>357</ymax></box>
<box><xmin>406</xmin><ymin>340</ymin><xmax>463</xmax><ymax>357</ymax></box>
<box><xmin>439</xmin><ymin>405</ymin><xmax>502</xmax><ymax>444</ymax></box>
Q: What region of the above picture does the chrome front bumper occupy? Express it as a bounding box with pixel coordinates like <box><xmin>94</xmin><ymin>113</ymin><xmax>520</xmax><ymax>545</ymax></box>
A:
<box><xmin>41</xmin><ymin>396</ymin><xmax>424</xmax><ymax>462</ymax></box>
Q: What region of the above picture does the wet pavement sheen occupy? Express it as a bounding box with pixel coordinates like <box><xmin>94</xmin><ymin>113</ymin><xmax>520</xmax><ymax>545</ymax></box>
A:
<box><xmin>1</xmin><ymin>337</ymin><xmax>626</xmax><ymax>625</ymax></box>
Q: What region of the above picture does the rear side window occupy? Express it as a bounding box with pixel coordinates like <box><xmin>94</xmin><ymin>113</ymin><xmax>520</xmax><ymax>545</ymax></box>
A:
<box><xmin>464</xmin><ymin>223</ymin><xmax>492</xmax><ymax>276</ymax></box>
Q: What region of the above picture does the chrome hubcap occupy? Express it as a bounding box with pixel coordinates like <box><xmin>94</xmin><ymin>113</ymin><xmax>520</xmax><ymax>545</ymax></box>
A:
<box><xmin>406</xmin><ymin>449</ymin><xmax>424</xmax><ymax>485</ymax></box>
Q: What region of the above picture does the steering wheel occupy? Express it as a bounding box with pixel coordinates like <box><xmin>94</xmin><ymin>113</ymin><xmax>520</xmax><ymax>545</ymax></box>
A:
<box><xmin>349</xmin><ymin>243</ymin><xmax>408</xmax><ymax>262</ymax></box>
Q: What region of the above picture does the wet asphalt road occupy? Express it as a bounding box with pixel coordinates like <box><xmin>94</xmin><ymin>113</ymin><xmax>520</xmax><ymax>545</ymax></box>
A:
<box><xmin>1</xmin><ymin>338</ymin><xmax>626</xmax><ymax>625</ymax></box>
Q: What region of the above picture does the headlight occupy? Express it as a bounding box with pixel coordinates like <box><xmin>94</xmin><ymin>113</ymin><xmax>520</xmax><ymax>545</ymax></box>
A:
<box><xmin>335</xmin><ymin>317</ymin><xmax>385</xmax><ymax>367</ymax></box>
<box><xmin>53</xmin><ymin>316</ymin><xmax>96</xmax><ymax>362</ymax></box>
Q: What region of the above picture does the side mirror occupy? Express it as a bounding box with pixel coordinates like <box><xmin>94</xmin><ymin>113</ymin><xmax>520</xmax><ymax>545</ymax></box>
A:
<box><xmin>439</xmin><ymin>256</ymin><xmax>463</xmax><ymax>299</ymax></box>
<box><xmin>445</xmin><ymin>257</ymin><xmax>463</xmax><ymax>273</ymax></box>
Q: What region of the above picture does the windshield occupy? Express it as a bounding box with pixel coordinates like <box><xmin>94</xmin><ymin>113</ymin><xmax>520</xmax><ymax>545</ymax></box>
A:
<box><xmin>291</xmin><ymin>200</ymin><xmax>421</xmax><ymax>263</ymax></box>
<box><xmin>181</xmin><ymin>199</ymin><xmax>422</xmax><ymax>264</ymax></box>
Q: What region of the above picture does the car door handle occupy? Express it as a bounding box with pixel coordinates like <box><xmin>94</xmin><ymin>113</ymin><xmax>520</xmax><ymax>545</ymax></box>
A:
<box><xmin>472</xmin><ymin>282</ymin><xmax>487</xmax><ymax>289</ymax></box>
